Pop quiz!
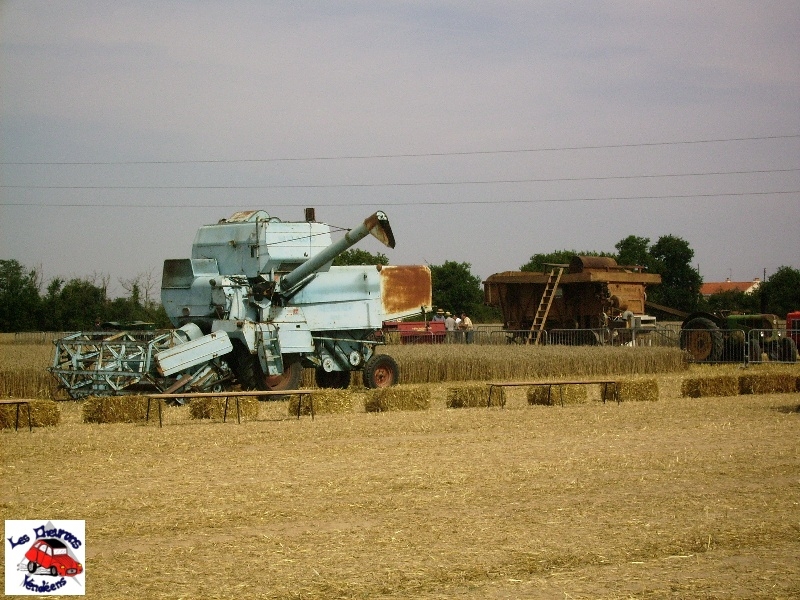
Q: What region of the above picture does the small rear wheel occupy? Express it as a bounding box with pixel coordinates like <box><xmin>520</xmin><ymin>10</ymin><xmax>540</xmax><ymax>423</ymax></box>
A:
<box><xmin>363</xmin><ymin>354</ymin><xmax>400</xmax><ymax>388</ymax></box>
<box><xmin>27</xmin><ymin>561</ymin><xmax>37</xmax><ymax>574</ymax></box>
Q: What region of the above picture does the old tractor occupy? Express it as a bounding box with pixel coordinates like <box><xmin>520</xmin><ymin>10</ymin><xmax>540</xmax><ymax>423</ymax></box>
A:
<box><xmin>50</xmin><ymin>209</ymin><xmax>432</xmax><ymax>398</ymax></box>
<box><xmin>678</xmin><ymin>311</ymin><xmax>797</xmax><ymax>363</ymax></box>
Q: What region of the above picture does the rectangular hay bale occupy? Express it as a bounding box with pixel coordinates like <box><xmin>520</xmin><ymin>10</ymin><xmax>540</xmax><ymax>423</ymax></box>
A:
<box><xmin>190</xmin><ymin>396</ymin><xmax>259</xmax><ymax>420</ymax></box>
<box><xmin>82</xmin><ymin>395</ymin><xmax>149</xmax><ymax>424</ymax></box>
<box><xmin>527</xmin><ymin>384</ymin><xmax>588</xmax><ymax>406</ymax></box>
<box><xmin>681</xmin><ymin>375</ymin><xmax>738</xmax><ymax>398</ymax></box>
<box><xmin>288</xmin><ymin>390</ymin><xmax>357</xmax><ymax>416</ymax></box>
<box><xmin>0</xmin><ymin>399</ymin><xmax>60</xmax><ymax>429</ymax></box>
<box><xmin>365</xmin><ymin>385</ymin><xmax>431</xmax><ymax>412</ymax></box>
<box><xmin>447</xmin><ymin>385</ymin><xmax>499</xmax><ymax>408</ymax></box>
<box><xmin>738</xmin><ymin>372</ymin><xmax>797</xmax><ymax>395</ymax></box>
<box><xmin>615</xmin><ymin>379</ymin><xmax>659</xmax><ymax>402</ymax></box>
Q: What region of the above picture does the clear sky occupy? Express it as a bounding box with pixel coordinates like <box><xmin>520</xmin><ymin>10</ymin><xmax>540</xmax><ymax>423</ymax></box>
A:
<box><xmin>2</xmin><ymin>1</ymin><xmax>798</xmax><ymax>298</ymax></box>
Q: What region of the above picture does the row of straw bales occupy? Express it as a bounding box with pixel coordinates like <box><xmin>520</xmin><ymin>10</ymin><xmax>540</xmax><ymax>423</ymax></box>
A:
<box><xmin>682</xmin><ymin>370</ymin><xmax>799</xmax><ymax>398</ymax></box>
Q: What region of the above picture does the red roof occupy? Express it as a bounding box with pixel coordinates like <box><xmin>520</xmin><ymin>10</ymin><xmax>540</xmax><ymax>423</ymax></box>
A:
<box><xmin>700</xmin><ymin>279</ymin><xmax>760</xmax><ymax>296</ymax></box>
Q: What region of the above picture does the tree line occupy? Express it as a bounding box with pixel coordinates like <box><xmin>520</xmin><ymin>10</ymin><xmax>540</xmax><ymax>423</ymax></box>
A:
<box><xmin>0</xmin><ymin>260</ymin><xmax>168</xmax><ymax>332</ymax></box>
<box><xmin>2</xmin><ymin>237</ymin><xmax>798</xmax><ymax>332</ymax></box>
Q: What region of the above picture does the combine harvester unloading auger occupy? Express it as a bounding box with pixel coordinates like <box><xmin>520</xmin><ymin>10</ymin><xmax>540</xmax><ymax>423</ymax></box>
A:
<box><xmin>51</xmin><ymin>209</ymin><xmax>432</xmax><ymax>399</ymax></box>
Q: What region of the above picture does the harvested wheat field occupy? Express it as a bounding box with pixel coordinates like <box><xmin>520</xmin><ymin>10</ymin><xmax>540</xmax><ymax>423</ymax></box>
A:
<box><xmin>1</xmin><ymin>340</ymin><xmax>800</xmax><ymax>598</ymax></box>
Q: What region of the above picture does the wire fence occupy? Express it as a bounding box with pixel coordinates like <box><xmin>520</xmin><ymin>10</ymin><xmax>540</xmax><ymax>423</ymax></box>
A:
<box><xmin>380</xmin><ymin>324</ymin><xmax>798</xmax><ymax>365</ymax></box>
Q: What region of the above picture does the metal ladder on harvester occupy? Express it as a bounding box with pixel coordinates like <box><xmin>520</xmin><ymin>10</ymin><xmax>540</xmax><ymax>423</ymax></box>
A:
<box><xmin>526</xmin><ymin>267</ymin><xmax>564</xmax><ymax>345</ymax></box>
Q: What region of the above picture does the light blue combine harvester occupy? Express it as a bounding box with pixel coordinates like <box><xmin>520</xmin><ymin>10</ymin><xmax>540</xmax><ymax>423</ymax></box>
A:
<box><xmin>51</xmin><ymin>209</ymin><xmax>431</xmax><ymax>399</ymax></box>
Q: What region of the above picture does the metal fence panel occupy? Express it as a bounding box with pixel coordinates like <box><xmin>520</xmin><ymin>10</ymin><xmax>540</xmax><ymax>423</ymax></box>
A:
<box><xmin>747</xmin><ymin>329</ymin><xmax>798</xmax><ymax>364</ymax></box>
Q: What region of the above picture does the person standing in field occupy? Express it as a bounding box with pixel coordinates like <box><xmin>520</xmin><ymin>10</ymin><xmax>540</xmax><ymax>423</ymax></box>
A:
<box><xmin>459</xmin><ymin>312</ymin><xmax>474</xmax><ymax>344</ymax></box>
<box><xmin>444</xmin><ymin>312</ymin><xmax>456</xmax><ymax>343</ymax></box>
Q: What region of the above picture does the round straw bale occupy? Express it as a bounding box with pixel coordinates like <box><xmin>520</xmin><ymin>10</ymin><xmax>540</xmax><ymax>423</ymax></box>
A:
<box><xmin>189</xmin><ymin>397</ymin><xmax>259</xmax><ymax>420</ymax></box>
<box><xmin>82</xmin><ymin>395</ymin><xmax>149</xmax><ymax>423</ymax></box>
<box><xmin>615</xmin><ymin>379</ymin><xmax>659</xmax><ymax>402</ymax></box>
<box><xmin>446</xmin><ymin>384</ymin><xmax>497</xmax><ymax>408</ymax></box>
<box><xmin>527</xmin><ymin>384</ymin><xmax>588</xmax><ymax>406</ymax></box>
<box><xmin>0</xmin><ymin>399</ymin><xmax>60</xmax><ymax>429</ymax></box>
<box><xmin>365</xmin><ymin>385</ymin><xmax>431</xmax><ymax>412</ymax></box>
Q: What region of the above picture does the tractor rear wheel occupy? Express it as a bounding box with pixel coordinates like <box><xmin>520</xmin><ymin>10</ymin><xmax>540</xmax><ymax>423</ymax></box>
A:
<box><xmin>363</xmin><ymin>354</ymin><xmax>399</xmax><ymax>388</ymax></box>
<box><xmin>681</xmin><ymin>317</ymin><xmax>724</xmax><ymax>362</ymax></box>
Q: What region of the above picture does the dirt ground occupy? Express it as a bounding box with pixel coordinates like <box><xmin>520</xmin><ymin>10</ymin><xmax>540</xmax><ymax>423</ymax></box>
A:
<box><xmin>2</xmin><ymin>377</ymin><xmax>800</xmax><ymax>599</ymax></box>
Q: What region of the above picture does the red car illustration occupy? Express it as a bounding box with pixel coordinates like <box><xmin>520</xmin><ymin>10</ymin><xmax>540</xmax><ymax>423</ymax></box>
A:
<box><xmin>24</xmin><ymin>539</ymin><xmax>83</xmax><ymax>577</ymax></box>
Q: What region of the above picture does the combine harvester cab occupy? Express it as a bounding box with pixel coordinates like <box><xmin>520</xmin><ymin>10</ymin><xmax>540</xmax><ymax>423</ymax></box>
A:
<box><xmin>51</xmin><ymin>209</ymin><xmax>431</xmax><ymax>398</ymax></box>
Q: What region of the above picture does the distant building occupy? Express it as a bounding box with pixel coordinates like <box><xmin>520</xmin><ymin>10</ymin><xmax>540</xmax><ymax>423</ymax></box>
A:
<box><xmin>700</xmin><ymin>277</ymin><xmax>761</xmax><ymax>298</ymax></box>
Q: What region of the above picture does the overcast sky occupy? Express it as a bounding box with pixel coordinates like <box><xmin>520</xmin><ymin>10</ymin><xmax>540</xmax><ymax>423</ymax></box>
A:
<box><xmin>1</xmin><ymin>1</ymin><xmax>798</xmax><ymax>299</ymax></box>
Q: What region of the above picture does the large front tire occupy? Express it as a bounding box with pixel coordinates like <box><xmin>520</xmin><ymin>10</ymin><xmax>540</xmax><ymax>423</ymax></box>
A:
<box><xmin>231</xmin><ymin>343</ymin><xmax>301</xmax><ymax>398</ymax></box>
<box><xmin>363</xmin><ymin>354</ymin><xmax>400</xmax><ymax>388</ymax></box>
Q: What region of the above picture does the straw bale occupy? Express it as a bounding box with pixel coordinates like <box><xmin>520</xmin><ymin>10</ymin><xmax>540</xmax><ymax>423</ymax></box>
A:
<box><xmin>738</xmin><ymin>372</ymin><xmax>797</xmax><ymax>395</ymax></box>
<box><xmin>0</xmin><ymin>399</ymin><xmax>60</xmax><ymax>429</ymax></box>
<box><xmin>446</xmin><ymin>384</ymin><xmax>497</xmax><ymax>408</ymax></box>
<box><xmin>365</xmin><ymin>385</ymin><xmax>431</xmax><ymax>412</ymax></box>
<box><xmin>288</xmin><ymin>390</ymin><xmax>358</xmax><ymax>415</ymax></box>
<box><xmin>527</xmin><ymin>384</ymin><xmax>588</xmax><ymax>406</ymax></box>
<box><xmin>615</xmin><ymin>379</ymin><xmax>659</xmax><ymax>402</ymax></box>
<box><xmin>189</xmin><ymin>397</ymin><xmax>259</xmax><ymax>420</ymax></box>
<box><xmin>681</xmin><ymin>375</ymin><xmax>738</xmax><ymax>398</ymax></box>
<box><xmin>82</xmin><ymin>395</ymin><xmax>149</xmax><ymax>424</ymax></box>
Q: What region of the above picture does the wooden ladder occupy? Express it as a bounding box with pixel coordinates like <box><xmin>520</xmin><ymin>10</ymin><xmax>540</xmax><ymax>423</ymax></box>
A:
<box><xmin>527</xmin><ymin>267</ymin><xmax>563</xmax><ymax>345</ymax></box>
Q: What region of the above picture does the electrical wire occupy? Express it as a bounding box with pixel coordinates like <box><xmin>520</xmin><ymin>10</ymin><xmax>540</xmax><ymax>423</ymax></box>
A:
<box><xmin>2</xmin><ymin>190</ymin><xmax>797</xmax><ymax>209</ymax></box>
<box><xmin>1</xmin><ymin>134</ymin><xmax>798</xmax><ymax>165</ymax></box>
<box><xmin>1</xmin><ymin>168</ymin><xmax>797</xmax><ymax>190</ymax></box>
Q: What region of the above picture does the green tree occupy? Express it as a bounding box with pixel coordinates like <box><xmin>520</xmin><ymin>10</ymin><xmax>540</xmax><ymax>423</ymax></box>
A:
<box><xmin>520</xmin><ymin>250</ymin><xmax>612</xmax><ymax>272</ymax></box>
<box><xmin>43</xmin><ymin>278</ymin><xmax>107</xmax><ymax>331</ymax></box>
<box><xmin>0</xmin><ymin>259</ymin><xmax>42</xmax><ymax>332</ymax></box>
<box><xmin>758</xmin><ymin>266</ymin><xmax>800</xmax><ymax>316</ymax></box>
<box><xmin>614</xmin><ymin>236</ymin><xmax>653</xmax><ymax>270</ymax></box>
<box><xmin>646</xmin><ymin>235</ymin><xmax>703</xmax><ymax>312</ymax></box>
<box><xmin>429</xmin><ymin>261</ymin><xmax>489</xmax><ymax>321</ymax></box>
<box><xmin>332</xmin><ymin>248</ymin><xmax>389</xmax><ymax>266</ymax></box>
<box><xmin>704</xmin><ymin>289</ymin><xmax>760</xmax><ymax>314</ymax></box>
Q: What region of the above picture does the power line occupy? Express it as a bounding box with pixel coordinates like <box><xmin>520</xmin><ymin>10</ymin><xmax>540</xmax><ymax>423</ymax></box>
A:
<box><xmin>2</xmin><ymin>134</ymin><xmax>798</xmax><ymax>166</ymax></box>
<box><xmin>2</xmin><ymin>190</ymin><xmax>797</xmax><ymax>208</ymax></box>
<box><xmin>1</xmin><ymin>168</ymin><xmax>797</xmax><ymax>190</ymax></box>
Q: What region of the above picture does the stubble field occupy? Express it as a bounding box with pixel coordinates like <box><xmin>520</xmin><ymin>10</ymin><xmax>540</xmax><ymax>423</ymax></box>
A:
<box><xmin>1</xmin><ymin>340</ymin><xmax>799</xmax><ymax>599</ymax></box>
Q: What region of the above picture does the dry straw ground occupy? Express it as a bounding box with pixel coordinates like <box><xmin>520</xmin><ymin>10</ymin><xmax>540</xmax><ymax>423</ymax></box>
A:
<box><xmin>1</xmin><ymin>339</ymin><xmax>799</xmax><ymax>599</ymax></box>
